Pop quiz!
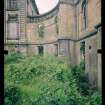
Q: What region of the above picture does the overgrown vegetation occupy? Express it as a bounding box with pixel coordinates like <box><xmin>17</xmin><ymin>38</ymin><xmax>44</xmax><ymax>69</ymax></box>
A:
<box><xmin>54</xmin><ymin>16</ymin><xmax>59</xmax><ymax>34</ymax></box>
<box><xmin>4</xmin><ymin>53</ymin><xmax>102</xmax><ymax>105</ymax></box>
<box><xmin>4</xmin><ymin>84</ymin><xmax>22</xmax><ymax>105</ymax></box>
<box><xmin>37</xmin><ymin>24</ymin><xmax>45</xmax><ymax>38</ymax></box>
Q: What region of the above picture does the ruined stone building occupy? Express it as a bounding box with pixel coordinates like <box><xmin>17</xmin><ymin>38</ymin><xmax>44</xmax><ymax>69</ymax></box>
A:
<box><xmin>4</xmin><ymin>0</ymin><xmax>101</xmax><ymax>91</ymax></box>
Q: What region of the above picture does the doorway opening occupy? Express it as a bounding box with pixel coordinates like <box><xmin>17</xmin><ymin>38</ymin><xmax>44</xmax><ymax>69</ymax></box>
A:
<box><xmin>38</xmin><ymin>46</ymin><xmax>44</xmax><ymax>55</ymax></box>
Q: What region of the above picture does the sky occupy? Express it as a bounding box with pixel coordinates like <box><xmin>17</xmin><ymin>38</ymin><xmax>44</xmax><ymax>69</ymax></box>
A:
<box><xmin>35</xmin><ymin>0</ymin><xmax>59</xmax><ymax>14</ymax></box>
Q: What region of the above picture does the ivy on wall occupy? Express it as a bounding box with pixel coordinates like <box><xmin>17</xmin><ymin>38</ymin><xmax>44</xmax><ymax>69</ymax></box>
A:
<box><xmin>80</xmin><ymin>41</ymin><xmax>85</xmax><ymax>65</ymax></box>
<box><xmin>80</xmin><ymin>41</ymin><xmax>85</xmax><ymax>59</ymax></box>
<box><xmin>54</xmin><ymin>16</ymin><xmax>59</xmax><ymax>35</ymax></box>
<box><xmin>37</xmin><ymin>24</ymin><xmax>45</xmax><ymax>38</ymax></box>
<box><xmin>81</xmin><ymin>0</ymin><xmax>88</xmax><ymax>10</ymax></box>
<box><xmin>80</xmin><ymin>41</ymin><xmax>85</xmax><ymax>55</ymax></box>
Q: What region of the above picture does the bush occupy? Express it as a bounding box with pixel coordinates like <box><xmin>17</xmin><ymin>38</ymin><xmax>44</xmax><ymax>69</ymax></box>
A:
<box><xmin>85</xmin><ymin>92</ymin><xmax>102</xmax><ymax>105</ymax></box>
<box><xmin>4</xmin><ymin>53</ymin><xmax>24</xmax><ymax>64</ymax></box>
<box><xmin>71</xmin><ymin>61</ymin><xmax>90</xmax><ymax>96</ymax></box>
<box><xmin>4</xmin><ymin>84</ymin><xmax>22</xmax><ymax>105</ymax></box>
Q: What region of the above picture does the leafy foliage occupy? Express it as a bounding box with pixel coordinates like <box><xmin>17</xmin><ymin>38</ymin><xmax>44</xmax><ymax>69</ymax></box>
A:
<box><xmin>37</xmin><ymin>24</ymin><xmax>45</xmax><ymax>38</ymax></box>
<box><xmin>80</xmin><ymin>41</ymin><xmax>85</xmax><ymax>54</ymax></box>
<box><xmin>71</xmin><ymin>61</ymin><xmax>90</xmax><ymax>95</ymax></box>
<box><xmin>4</xmin><ymin>52</ymin><xmax>24</xmax><ymax>64</ymax></box>
<box><xmin>4</xmin><ymin>53</ymin><xmax>102</xmax><ymax>105</ymax></box>
<box><xmin>4</xmin><ymin>84</ymin><xmax>22</xmax><ymax>105</ymax></box>
<box><xmin>85</xmin><ymin>92</ymin><xmax>102</xmax><ymax>105</ymax></box>
<box><xmin>54</xmin><ymin>16</ymin><xmax>59</xmax><ymax>34</ymax></box>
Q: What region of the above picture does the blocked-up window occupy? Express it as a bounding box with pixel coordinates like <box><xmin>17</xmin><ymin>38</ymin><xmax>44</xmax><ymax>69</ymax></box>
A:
<box><xmin>7</xmin><ymin>0</ymin><xmax>18</xmax><ymax>10</ymax></box>
<box><xmin>59</xmin><ymin>40</ymin><xmax>68</xmax><ymax>56</ymax></box>
<box><xmin>7</xmin><ymin>14</ymin><xmax>19</xmax><ymax>39</ymax></box>
<box><xmin>54</xmin><ymin>44</ymin><xmax>58</xmax><ymax>56</ymax></box>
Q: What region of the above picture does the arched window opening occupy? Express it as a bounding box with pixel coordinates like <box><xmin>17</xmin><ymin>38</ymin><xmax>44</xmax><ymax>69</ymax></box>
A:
<box><xmin>81</xmin><ymin>0</ymin><xmax>88</xmax><ymax>31</ymax></box>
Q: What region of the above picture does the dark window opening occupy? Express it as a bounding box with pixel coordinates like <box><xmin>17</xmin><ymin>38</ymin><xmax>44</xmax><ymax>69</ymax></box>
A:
<box><xmin>83</xmin><ymin>6</ymin><xmax>87</xmax><ymax>29</ymax></box>
<box><xmin>97</xmin><ymin>49</ymin><xmax>102</xmax><ymax>54</ymax></box>
<box><xmin>80</xmin><ymin>41</ymin><xmax>85</xmax><ymax>60</ymax></box>
<box><xmin>38</xmin><ymin>46</ymin><xmax>43</xmax><ymax>55</ymax></box>
<box><xmin>8</xmin><ymin>14</ymin><xmax>18</xmax><ymax>22</ymax></box>
<box><xmin>54</xmin><ymin>44</ymin><xmax>58</xmax><ymax>56</ymax></box>
<box><xmin>4</xmin><ymin>50</ymin><xmax>8</xmax><ymax>55</ymax></box>
<box><xmin>89</xmin><ymin>45</ymin><xmax>91</xmax><ymax>50</ymax></box>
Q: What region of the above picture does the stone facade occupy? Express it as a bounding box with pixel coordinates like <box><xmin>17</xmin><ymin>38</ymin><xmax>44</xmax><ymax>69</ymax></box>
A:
<box><xmin>4</xmin><ymin>0</ymin><xmax>101</xmax><ymax>91</ymax></box>
<box><xmin>76</xmin><ymin>0</ymin><xmax>101</xmax><ymax>91</ymax></box>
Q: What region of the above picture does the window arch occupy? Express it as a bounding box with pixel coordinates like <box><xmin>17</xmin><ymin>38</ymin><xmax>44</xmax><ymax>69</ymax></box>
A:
<box><xmin>81</xmin><ymin>0</ymin><xmax>88</xmax><ymax>30</ymax></box>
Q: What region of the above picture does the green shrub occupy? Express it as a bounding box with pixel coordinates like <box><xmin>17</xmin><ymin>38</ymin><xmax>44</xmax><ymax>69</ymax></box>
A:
<box><xmin>71</xmin><ymin>61</ymin><xmax>90</xmax><ymax>96</ymax></box>
<box><xmin>85</xmin><ymin>92</ymin><xmax>102</xmax><ymax>105</ymax></box>
<box><xmin>4</xmin><ymin>53</ymin><xmax>24</xmax><ymax>64</ymax></box>
<box><xmin>4</xmin><ymin>54</ymin><xmax>102</xmax><ymax>105</ymax></box>
<box><xmin>4</xmin><ymin>84</ymin><xmax>22</xmax><ymax>105</ymax></box>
